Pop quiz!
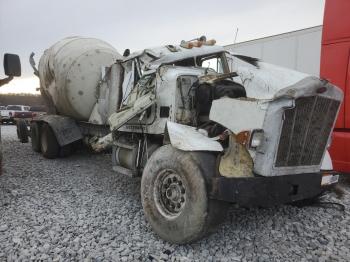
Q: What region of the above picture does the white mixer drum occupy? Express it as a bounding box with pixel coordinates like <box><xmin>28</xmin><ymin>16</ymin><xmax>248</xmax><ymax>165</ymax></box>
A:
<box><xmin>39</xmin><ymin>37</ymin><xmax>121</xmax><ymax>120</ymax></box>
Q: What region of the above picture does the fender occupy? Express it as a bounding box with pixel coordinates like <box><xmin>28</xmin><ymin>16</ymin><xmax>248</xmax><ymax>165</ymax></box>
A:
<box><xmin>164</xmin><ymin>121</ymin><xmax>223</xmax><ymax>152</ymax></box>
<box><xmin>35</xmin><ymin>115</ymin><xmax>83</xmax><ymax>146</ymax></box>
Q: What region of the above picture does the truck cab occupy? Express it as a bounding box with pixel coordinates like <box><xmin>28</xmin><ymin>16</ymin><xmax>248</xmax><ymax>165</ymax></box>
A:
<box><xmin>104</xmin><ymin>39</ymin><xmax>343</xmax><ymax>243</ymax></box>
<box><xmin>321</xmin><ymin>0</ymin><xmax>350</xmax><ymax>174</ymax></box>
<box><xmin>108</xmin><ymin>39</ymin><xmax>341</xmax><ymax>176</ymax></box>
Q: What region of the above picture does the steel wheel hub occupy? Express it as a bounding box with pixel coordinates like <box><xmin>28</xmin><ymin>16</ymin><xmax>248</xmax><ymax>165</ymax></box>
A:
<box><xmin>154</xmin><ymin>170</ymin><xmax>186</xmax><ymax>217</ymax></box>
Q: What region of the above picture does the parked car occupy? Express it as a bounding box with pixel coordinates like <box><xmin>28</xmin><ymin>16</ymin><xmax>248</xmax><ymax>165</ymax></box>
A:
<box><xmin>14</xmin><ymin>106</ymin><xmax>47</xmax><ymax>137</ymax></box>
<box><xmin>0</xmin><ymin>106</ymin><xmax>11</xmax><ymax>123</ymax></box>
<box><xmin>1</xmin><ymin>105</ymin><xmax>30</xmax><ymax>124</ymax></box>
<box><xmin>29</xmin><ymin>105</ymin><xmax>47</xmax><ymax>119</ymax></box>
<box><xmin>15</xmin><ymin>105</ymin><xmax>48</xmax><ymax>143</ymax></box>
<box><xmin>0</xmin><ymin>106</ymin><xmax>6</xmax><ymax>125</ymax></box>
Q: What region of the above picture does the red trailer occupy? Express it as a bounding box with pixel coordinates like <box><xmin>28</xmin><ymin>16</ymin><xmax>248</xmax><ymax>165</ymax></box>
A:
<box><xmin>321</xmin><ymin>0</ymin><xmax>350</xmax><ymax>174</ymax></box>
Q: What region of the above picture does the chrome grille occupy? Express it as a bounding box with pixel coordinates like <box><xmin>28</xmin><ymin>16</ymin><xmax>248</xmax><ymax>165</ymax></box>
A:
<box><xmin>275</xmin><ymin>96</ymin><xmax>340</xmax><ymax>167</ymax></box>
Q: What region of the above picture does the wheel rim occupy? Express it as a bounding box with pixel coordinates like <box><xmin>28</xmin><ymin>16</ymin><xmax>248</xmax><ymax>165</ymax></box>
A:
<box><xmin>154</xmin><ymin>169</ymin><xmax>186</xmax><ymax>218</ymax></box>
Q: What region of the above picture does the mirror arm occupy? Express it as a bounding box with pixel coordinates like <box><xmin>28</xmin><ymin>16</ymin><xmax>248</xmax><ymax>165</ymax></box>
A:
<box><xmin>0</xmin><ymin>76</ymin><xmax>14</xmax><ymax>87</ymax></box>
<box><xmin>29</xmin><ymin>52</ymin><xmax>39</xmax><ymax>77</ymax></box>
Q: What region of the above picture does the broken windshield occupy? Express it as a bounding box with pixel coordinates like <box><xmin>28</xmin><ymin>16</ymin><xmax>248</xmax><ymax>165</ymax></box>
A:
<box><xmin>170</xmin><ymin>52</ymin><xmax>229</xmax><ymax>73</ymax></box>
<box><xmin>199</xmin><ymin>54</ymin><xmax>224</xmax><ymax>73</ymax></box>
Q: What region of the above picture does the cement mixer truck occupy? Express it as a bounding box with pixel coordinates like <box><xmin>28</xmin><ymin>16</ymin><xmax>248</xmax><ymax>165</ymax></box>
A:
<box><xmin>23</xmin><ymin>36</ymin><xmax>342</xmax><ymax>243</ymax></box>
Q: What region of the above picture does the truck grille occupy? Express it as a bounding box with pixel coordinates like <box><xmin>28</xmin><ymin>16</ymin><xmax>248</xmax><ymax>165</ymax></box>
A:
<box><xmin>275</xmin><ymin>96</ymin><xmax>340</xmax><ymax>167</ymax></box>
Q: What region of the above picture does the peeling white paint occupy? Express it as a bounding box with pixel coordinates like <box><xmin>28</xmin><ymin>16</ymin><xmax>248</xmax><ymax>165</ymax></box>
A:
<box><xmin>166</xmin><ymin>121</ymin><xmax>223</xmax><ymax>152</ymax></box>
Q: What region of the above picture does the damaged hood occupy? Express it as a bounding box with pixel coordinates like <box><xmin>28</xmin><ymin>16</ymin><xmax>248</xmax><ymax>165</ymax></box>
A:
<box><xmin>230</xmin><ymin>54</ymin><xmax>343</xmax><ymax>101</ymax></box>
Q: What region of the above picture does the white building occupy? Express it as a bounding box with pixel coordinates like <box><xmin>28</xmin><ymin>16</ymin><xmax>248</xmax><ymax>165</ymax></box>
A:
<box><xmin>225</xmin><ymin>26</ymin><xmax>322</xmax><ymax>76</ymax></box>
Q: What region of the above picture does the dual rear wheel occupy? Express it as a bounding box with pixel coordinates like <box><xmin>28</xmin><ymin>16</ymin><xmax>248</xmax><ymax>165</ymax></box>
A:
<box><xmin>39</xmin><ymin>123</ymin><xmax>60</xmax><ymax>158</ymax></box>
<box><xmin>30</xmin><ymin>122</ymin><xmax>71</xmax><ymax>158</ymax></box>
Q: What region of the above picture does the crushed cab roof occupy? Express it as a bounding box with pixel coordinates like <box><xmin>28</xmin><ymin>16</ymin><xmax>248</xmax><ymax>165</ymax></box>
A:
<box><xmin>123</xmin><ymin>44</ymin><xmax>225</xmax><ymax>70</ymax></box>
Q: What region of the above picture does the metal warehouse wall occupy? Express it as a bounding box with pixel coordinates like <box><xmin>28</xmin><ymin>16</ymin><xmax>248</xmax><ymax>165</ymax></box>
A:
<box><xmin>225</xmin><ymin>26</ymin><xmax>322</xmax><ymax>76</ymax></box>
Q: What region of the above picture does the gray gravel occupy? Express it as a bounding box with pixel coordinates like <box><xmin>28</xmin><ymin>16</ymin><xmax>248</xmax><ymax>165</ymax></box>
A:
<box><xmin>0</xmin><ymin>125</ymin><xmax>349</xmax><ymax>261</ymax></box>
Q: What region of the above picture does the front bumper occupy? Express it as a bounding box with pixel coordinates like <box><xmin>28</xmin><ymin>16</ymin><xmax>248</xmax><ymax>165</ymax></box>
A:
<box><xmin>209</xmin><ymin>172</ymin><xmax>339</xmax><ymax>207</ymax></box>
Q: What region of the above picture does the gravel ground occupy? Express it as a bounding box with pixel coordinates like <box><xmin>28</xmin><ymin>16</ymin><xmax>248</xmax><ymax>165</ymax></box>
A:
<box><xmin>0</xmin><ymin>125</ymin><xmax>349</xmax><ymax>261</ymax></box>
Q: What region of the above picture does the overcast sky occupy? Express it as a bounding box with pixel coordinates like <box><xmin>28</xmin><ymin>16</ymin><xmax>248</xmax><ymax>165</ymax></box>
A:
<box><xmin>0</xmin><ymin>0</ymin><xmax>325</xmax><ymax>94</ymax></box>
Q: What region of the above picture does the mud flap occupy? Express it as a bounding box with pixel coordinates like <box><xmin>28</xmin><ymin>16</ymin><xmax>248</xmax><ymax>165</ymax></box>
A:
<box><xmin>37</xmin><ymin>115</ymin><xmax>83</xmax><ymax>146</ymax></box>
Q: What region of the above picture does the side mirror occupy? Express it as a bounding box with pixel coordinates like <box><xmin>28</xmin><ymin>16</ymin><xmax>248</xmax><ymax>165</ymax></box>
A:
<box><xmin>4</xmin><ymin>53</ymin><xmax>21</xmax><ymax>77</ymax></box>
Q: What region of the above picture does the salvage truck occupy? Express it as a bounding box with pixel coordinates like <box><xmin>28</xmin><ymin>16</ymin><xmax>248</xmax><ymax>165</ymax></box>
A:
<box><xmin>23</xmin><ymin>36</ymin><xmax>342</xmax><ymax>243</ymax></box>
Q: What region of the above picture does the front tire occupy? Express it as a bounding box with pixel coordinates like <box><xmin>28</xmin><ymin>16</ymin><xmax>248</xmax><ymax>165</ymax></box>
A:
<box><xmin>141</xmin><ymin>145</ymin><xmax>228</xmax><ymax>244</ymax></box>
<box><xmin>40</xmin><ymin>123</ymin><xmax>60</xmax><ymax>159</ymax></box>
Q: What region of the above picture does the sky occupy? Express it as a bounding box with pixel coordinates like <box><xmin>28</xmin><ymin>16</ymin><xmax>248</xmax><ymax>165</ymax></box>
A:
<box><xmin>0</xmin><ymin>0</ymin><xmax>325</xmax><ymax>94</ymax></box>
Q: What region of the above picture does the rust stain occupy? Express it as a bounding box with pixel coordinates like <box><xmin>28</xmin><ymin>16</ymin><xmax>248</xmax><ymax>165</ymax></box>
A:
<box><xmin>219</xmin><ymin>134</ymin><xmax>253</xmax><ymax>178</ymax></box>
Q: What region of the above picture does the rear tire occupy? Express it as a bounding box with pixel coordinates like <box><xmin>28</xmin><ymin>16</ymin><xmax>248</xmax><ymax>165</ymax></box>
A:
<box><xmin>17</xmin><ymin>120</ymin><xmax>29</xmax><ymax>143</ymax></box>
<box><xmin>30</xmin><ymin>122</ymin><xmax>41</xmax><ymax>152</ymax></box>
<box><xmin>60</xmin><ymin>144</ymin><xmax>72</xmax><ymax>157</ymax></box>
<box><xmin>40</xmin><ymin>123</ymin><xmax>60</xmax><ymax>159</ymax></box>
<box><xmin>141</xmin><ymin>145</ymin><xmax>228</xmax><ymax>244</ymax></box>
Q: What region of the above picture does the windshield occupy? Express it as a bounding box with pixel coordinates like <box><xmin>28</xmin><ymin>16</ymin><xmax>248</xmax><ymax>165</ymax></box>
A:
<box><xmin>199</xmin><ymin>54</ymin><xmax>224</xmax><ymax>73</ymax></box>
<box><xmin>171</xmin><ymin>52</ymin><xmax>229</xmax><ymax>73</ymax></box>
<box><xmin>7</xmin><ymin>105</ymin><xmax>22</xmax><ymax>111</ymax></box>
<box><xmin>30</xmin><ymin>106</ymin><xmax>46</xmax><ymax>112</ymax></box>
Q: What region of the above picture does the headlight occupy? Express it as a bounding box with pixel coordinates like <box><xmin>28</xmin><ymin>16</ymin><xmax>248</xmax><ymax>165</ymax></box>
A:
<box><xmin>249</xmin><ymin>130</ymin><xmax>264</xmax><ymax>149</ymax></box>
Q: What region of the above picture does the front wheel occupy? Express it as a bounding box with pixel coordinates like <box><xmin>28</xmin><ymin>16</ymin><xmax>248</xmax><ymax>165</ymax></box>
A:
<box><xmin>141</xmin><ymin>145</ymin><xmax>228</xmax><ymax>244</ymax></box>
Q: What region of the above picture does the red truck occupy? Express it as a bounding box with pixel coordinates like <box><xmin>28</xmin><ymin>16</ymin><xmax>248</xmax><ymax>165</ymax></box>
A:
<box><xmin>321</xmin><ymin>0</ymin><xmax>350</xmax><ymax>174</ymax></box>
